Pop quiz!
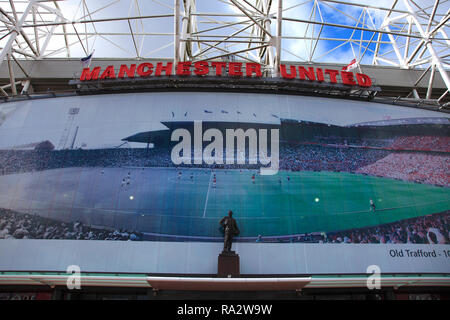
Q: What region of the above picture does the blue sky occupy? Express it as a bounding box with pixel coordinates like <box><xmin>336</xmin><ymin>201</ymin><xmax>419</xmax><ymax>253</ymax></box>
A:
<box><xmin>2</xmin><ymin>0</ymin><xmax>449</xmax><ymax>68</ymax></box>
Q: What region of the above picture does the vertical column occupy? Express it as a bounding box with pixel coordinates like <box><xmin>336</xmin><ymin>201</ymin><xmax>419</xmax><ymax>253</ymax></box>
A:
<box><xmin>275</xmin><ymin>0</ymin><xmax>282</xmax><ymax>76</ymax></box>
<box><xmin>426</xmin><ymin>63</ymin><xmax>436</xmax><ymax>100</ymax></box>
<box><xmin>174</xmin><ymin>0</ymin><xmax>181</xmax><ymax>71</ymax></box>
<box><xmin>180</xmin><ymin>0</ymin><xmax>192</xmax><ymax>61</ymax></box>
<box><xmin>7</xmin><ymin>53</ymin><xmax>17</xmax><ymax>95</ymax></box>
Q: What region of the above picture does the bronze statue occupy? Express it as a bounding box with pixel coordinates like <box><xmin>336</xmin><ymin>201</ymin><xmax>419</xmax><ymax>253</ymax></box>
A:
<box><xmin>220</xmin><ymin>210</ymin><xmax>240</xmax><ymax>253</ymax></box>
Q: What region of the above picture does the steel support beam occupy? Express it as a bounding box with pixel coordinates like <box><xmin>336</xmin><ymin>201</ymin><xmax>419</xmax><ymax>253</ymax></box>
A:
<box><xmin>6</xmin><ymin>53</ymin><xmax>17</xmax><ymax>95</ymax></box>
<box><xmin>275</xmin><ymin>0</ymin><xmax>282</xmax><ymax>76</ymax></box>
<box><xmin>0</xmin><ymin>1</ymin><xmax>34</xmax><ymax>69</ymax></box>
<box><xmin>402</xmin><ymin>0</ymin><xmax>450</xmax><ymax>92</ymax></box>
<box><xmin>174</xmin><ymin>0</ymin><xmax>180</xmax><ymax>66</ymax></box>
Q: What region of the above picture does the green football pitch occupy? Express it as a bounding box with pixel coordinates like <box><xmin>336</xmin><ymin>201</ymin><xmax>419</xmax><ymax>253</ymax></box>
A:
<box><xmin>122</xmin><ymin>168</ymin><xmax>449</xmax><ymax>238</ymax></box>
<box><xmin>1</xmin><ymin>167</ymin><xmax>448</xmax><ymax>238</ymax></box>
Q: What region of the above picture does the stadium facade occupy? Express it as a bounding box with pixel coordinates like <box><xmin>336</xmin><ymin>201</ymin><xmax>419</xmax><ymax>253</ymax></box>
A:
<box><xmin>0</xmin><ymin>0</ymin><xmax>449</xmax><ymax>300</ymax></box>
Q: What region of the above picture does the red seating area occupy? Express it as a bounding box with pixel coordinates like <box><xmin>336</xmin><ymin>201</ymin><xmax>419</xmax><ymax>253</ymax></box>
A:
<box><xmin>357</xmin><ymin>153</ymin><xmax>450</xmax><ymax>187</ymax></box>
<box><xmin>390</xmin><ymin>136</ymin><xmax>450</xmax><ymax>152</ymax></box>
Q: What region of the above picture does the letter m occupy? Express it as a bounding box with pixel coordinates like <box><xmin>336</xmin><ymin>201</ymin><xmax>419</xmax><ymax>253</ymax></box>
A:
<box><xmin>80</xmin><ymin>67</ymin><xmax>101</xmax><ymax>81</ymax></box>
<box><xmin>226</xmin><ymin>128</ymin><xmax>257</xmax><ymax>164</ymax></box>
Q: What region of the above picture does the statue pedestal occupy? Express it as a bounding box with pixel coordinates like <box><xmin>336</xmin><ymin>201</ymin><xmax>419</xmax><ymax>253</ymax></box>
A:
<box><xmin>218</xmin><ymin>251</ymin><xmax>240</xmax><ymax>278</ymax></box>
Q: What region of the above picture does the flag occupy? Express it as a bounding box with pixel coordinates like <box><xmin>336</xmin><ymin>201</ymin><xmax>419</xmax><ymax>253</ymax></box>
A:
<box><xmin>80</xmin><ymin>51</ymin><xmax>94</xmax><ymax>68</ymax></box>
<box><xmin>342</xmin><ymin>58</ymin><xmax>358</xmax><ymax>72</ymax></box>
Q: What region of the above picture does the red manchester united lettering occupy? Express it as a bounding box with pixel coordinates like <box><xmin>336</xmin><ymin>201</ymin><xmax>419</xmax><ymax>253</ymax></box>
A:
<box><xmin>80</xmin><ymin>61</ymin><xmax>372</xmax><ymax>88</ymax></box>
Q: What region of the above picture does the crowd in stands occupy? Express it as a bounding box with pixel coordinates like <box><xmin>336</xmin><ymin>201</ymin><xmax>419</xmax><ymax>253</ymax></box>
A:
<box><xmin>0</xmin><ymin>143</ymin><xmax>390</xmax><ymax>175</ymax></box>
<box><xmin>312</xmin><ymin>135</ymin><xmax>450</xmax><ymax>153</ymax></box>
<box><xmin>310</xmin><ymin>136</ymin><xmax>394</xmax><ymax>148</ymax></box>
<box><xmin>0</xmin><ymin>208</ymin><xmax>143</xmax><ymax>241</ymax></box>
<box><xmin>1</xmin><ymin>207</ymin><xmax>447</xmax><ymax>245</ymax></box>
<box><xmin>390</xmin><ymin>136</ymin><xmax>450</xmax><ymax>153</ymax></box>
<box><xmin>325</xmin><ymin>211</ymin><xmax>449</xmax><ymax>244</ymax></box>
<box><xmin>1</xmin><ymin>135</ymin><xmax>448</xmax><ymax>188</ymax></box>
<box><xmin>0</xmin><ymin>148</ymin><xmax>172</xmax><ymax>175</ymax></box>
<box><xmin>279</xmin><ymin>145</ymin><xmax>389</xmax><ymax>172</ymax></box>
<box><xmin>357</xmin><ymin>153</ymin><xmax>450</xmax><ymax>187</ymax></box>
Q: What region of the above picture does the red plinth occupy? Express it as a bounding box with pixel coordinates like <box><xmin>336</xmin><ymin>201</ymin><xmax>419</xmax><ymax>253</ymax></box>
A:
<box><xmin>218</xmin><ymin>251</ymin><xmax>240</xmax><ymax>278</ymax></box>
